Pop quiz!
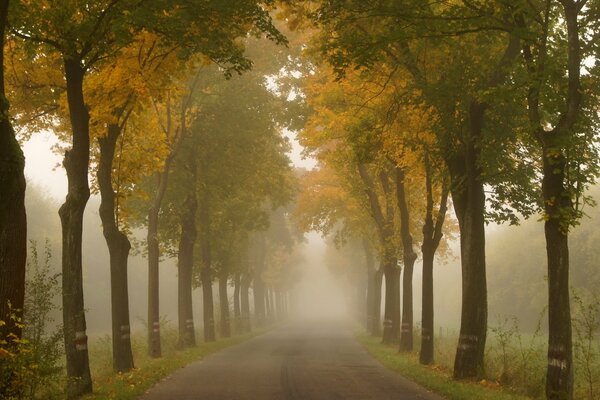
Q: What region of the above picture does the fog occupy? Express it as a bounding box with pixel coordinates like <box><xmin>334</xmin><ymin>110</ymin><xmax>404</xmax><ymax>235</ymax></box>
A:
<box><xmin>289</xmin><ymin>232</ymin><xmax>349</xmax><ymax>320</ymax></box>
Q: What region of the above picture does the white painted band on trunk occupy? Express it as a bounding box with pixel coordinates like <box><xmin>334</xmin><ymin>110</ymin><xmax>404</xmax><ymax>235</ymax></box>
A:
<box><xmin>186</xmin><ymin>319</ymin><xmax>193</xmax><ymax>323</ymax></box>
<box><xmin>75</xmin><ymin>331</ymin><xmax>87</xmax><ymax>339</ymax></box>
<box><xmin>458</xmin><ymin>343</ymin><xmax>475</xmax><ymax>350</ymax></box>
<box><xmin>153</xmin><ymin>328</ymin><xmax>160</xmax><ymax>333</ymax></box>
<box><xmin>548</xmin><ymin>358</ymin><xmax>568</xmax><ymax>370</ymax></box>
<box><xmin>153</xmin><ymin>322</ymin><xmax>160</xmax><ymax>327</ymax></box>
<box><xmin>120</xmin><ymin>325</ymin><xmax>130</xmax><ymax>332</ymax></box>
<box><xmin>459</xmin><ymin>334</ymin><xmax>479</xmax><ymax>342</ymax></box>
<box><xmin>75</xmin><ymin>344</ymin><xmax>87</xmax><ymax>351</ymax></box>
<box><xmin>121</xmin><ymin>333</ymin><xmax>130</xmax><ymax>340</ymax></box>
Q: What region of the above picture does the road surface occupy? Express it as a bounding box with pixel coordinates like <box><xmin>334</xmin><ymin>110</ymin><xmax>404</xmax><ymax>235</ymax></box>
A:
<box><xmin>138</xmin><ymin>319</ymin><xmax>445</xmax><ymax>400</ymax></box>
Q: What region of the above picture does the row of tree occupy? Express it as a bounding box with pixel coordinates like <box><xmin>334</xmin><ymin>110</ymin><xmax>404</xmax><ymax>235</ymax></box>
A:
<box><xmin>0</xmin><ymin>1</ymin><xmax>304</xmax><ymax>398</ymax></box>
<box><xmin>290</xmin><ymin>2</ymin><xmax>600</xmax><ymax>400</ymax></box>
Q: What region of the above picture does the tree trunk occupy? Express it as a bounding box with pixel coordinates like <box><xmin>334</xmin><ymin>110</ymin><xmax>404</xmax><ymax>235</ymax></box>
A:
<box><xmin>241</xmin><ymin>275</ymin><xmax>251</xmax><ymax>332</ymax></box>
<box><xmin>420</xmin><ymin>155</ymin><xmax>449</xmax><ymax>365</ymax></box>
<box><xmin>59</xmin><ymin>58</ymin><xmax>93</xmax><ymax>398</ymax></box>
<box><xmin>452</xmin><ymin>103</ymin><xmax>487</xmax><ymax>379</ymax></box>
<box><xmin>420</xmin><ymin>248</ymin><xmax>435</xmax><ymax>364</ymax></box>
<box><xmin>542</xmin><ymin>145</ymin><xmax>573</xmax><ymax>400</ymax></box>
<box><xmin>371</xmin><ymin>267</ymin><xmax>383</xmax><ymax>336</ymax></box>
<box><xmin>234</xmin><ymin>273</ymin><xmax>241</xmax><ymax>320</ymax></box>
<box><xmin>265</xmin><ymin>288</ymin><xmax>272</xmax><ymax>320</ymax></box>
<box><xmin>177</xmin><ymin>181</ymin><xmax>197</xmax><ymax>348</ymax></box>
<box><xmin>396</xmin><ymin>167</ymin><xmax>418</xmax><ymax>352</ymax></box>
<box><xmin>0</xmin><ymin>0</ymin><xmax>27</xmax><ymax>351</ymax></box>
<box><xmin>219</xmin><ymin>273</ymin><xmax>231</xmax><ymax>338</ymax></box>
<box><xmin>97</xmin><ymin>124</ymin><xmax>134</xmax><ymax>373</ymax></box>
<box><xmin>400</xmin><ymin>263</ymin><xmax>414</xmax><ymax>350</ymax></box>
<box><xmin>252</xmin><ymin>234</ymin><xmax>266</xmax><ymax>326</ymax></box>
<box><xmin>382</xmin><ymin>256</ymin><xmax>400</xmax><ymax>344</ymax></box>
<box><xmin>365</xmin><ymin>239</ymin><xmax>375</xmax><ymax>331</ymax></box>
<box><xmin>199</xmin><ymin>198</ymin><xmax>215</xmax><ymax>342</ymax></box>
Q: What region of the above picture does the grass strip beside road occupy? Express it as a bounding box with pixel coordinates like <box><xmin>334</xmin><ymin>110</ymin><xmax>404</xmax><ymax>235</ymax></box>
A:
<box><xmin>357</xmin><ymin>333</ymin><xmax>533</xmax><ymax>400</ymax></box>
<box><xmin>83</xmin><ymin>329</ymin><xmax>268</xmax><ymax>400</ymax></box>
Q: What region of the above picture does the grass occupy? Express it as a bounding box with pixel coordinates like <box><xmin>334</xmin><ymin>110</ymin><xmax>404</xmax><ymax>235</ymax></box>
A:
<box><xmin>83</xmin><ymin>324</ymin><xmax>269</xmax><ymax>400</ymax></box>
<box><xmin>357</xmin><ymin>333</ymin><xmax>533</xmax><ymax>400</ymax></box>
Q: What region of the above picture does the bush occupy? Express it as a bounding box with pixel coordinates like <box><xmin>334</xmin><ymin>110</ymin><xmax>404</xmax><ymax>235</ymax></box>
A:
<box><xmin>0</xmin><ymin>240</ymin><xmax>64</xmax><ymax>400</ymax></box>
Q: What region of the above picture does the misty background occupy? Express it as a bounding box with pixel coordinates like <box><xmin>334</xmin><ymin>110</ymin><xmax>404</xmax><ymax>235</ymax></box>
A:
<box><xmin>24</xmin><ymin>130</ymin><xmax>600</xmax><ymax>337</ymax></box>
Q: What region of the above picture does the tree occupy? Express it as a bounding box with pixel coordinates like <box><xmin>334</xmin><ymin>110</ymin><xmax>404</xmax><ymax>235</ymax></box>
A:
<box><xmin>302</xmin><ymin>1</ymin><xmax>538</xmax><ymax>378</ymax></box>
<box><xmin>87</xmin><ymin>32</ymin><xmax>176</xmax><ymax>372</ymax></box>
<box><xmin>10</xmin><ymin>2</ymin><xmax>146</xmax><ymax>394</ymax></box>
<box><xmin>506</xmin><ymin>2</ymin><xmax>600</xmax><ymax>397</ymax></box>
<box><xmin>0</xmin><ymin>0</ymin><xmax>27</xmax><ymax>356</ymax></box>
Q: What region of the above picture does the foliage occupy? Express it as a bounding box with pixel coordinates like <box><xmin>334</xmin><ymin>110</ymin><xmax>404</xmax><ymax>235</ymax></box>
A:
<box><xmin>0</xmin><ymin>240</ymin><xmax>63</xmax><ymax>400</ymax></box>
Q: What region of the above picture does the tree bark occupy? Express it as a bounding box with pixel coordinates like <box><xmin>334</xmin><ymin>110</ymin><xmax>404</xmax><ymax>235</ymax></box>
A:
<box><xmin>147</xmin><ymin>166</ymin><xmax>172</xmax><ymax>358</ymax></box>
<box><xmin>396</xmin><ymin>167</ymin><xmax>417</xmax><ymax>352</ymax></box>
<box><xmin>0</xmin><ymin>0</ymin><xmax>27</xmax><ymax>351</ymax></box>
<box><xmin>381</xmin><ymin>256</ymin><xmax>400</xmax><ymax>344</ymax></box>
<box><xmin>97</xmin><ymin>124</ymin><xmax>134</xmax><ymax>373</ymax></box>
<box><xmin>199</xmin><ymin>196</ymin><xmax>215</xmax><ymax>342</ymax></box>
<box><xmin>219</xmin><ymin>273</ymin><xmax>231</xmax><ymax>338</ymax></box>
<box><xmin>420</xmin><ymin>157</ymin><xmax>449</xmax><ymax>365</ymax></box>
<box><xmin>59</xmin><ymin>58</ymin><xmax>93</xmax><ymax>398</ymax></box>
<box><xmin>177</xmin><ymin>178</ymin><xmax>197</xmax><ymax>348</ymax></box>
<box><xmin>241</xmin><ymin>274</ymin><xmax>251</xmax><ymax>332</ymax></box>
<box><xmin>234</xmin><ymin>273</ymin><xmax>241</xmax><ymax>321</ymax></box>
<box><xmin>265</xmin><ymin>288</ymin><xmax>272</xmax><ymax>320</ymax></box>
<box><xmin>365</xmin><ymin>239</ymin><xmax>375</xmax><ymax>332</ymax></box>
<box><xmin>357</xmin><ymin>164</ymin><xmax>399</xmax><ymax>343</ymax></box>
<box><xmin>451</xmin><ymin>102</ymin><xmax>487</xmax><ymax>379</ymax></box>
<box><xmin>542</xmin><ymin>146</ymin><xmax>573</xmax><ymax>399</ymax></box>
<box><xmin>372</xmin><ymin>267</ymin><xmax>383</xmax><ymax>336</ymax></box>
<box><xmin>251</xmin><ymin>234</ymin><xmax>266</xmax><ymax>326</ymax></box>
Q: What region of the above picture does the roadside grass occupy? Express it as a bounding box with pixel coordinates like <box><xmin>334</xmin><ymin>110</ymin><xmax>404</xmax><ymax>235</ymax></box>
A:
<box><xmin>357</xmin><ymin>333</ymin><xmax>533</xmax><ymax>400</ymax></box>
<box><xmin>83</xmin><ymin>323</ymin><xmax>269</xmax><ymax>400</ymax></box>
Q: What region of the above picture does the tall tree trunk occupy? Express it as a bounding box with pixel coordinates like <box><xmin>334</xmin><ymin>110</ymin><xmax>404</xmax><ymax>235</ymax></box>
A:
<box><xmin>420</xmin><ymin>157</ymin><xmax>449</xmax><ymax>365</ymax></box>
<box><xmin>59</xmin><ymin>58</ymin><xmax>93</xmax><ymax>398</ymax></box>
<box><xmin>177</xmin><ymin>179</ymin><xmax>197</xmax><ymax>348</ymax></box>
<box><xmin>147</xmin><ymin>167</ymin><xmax>172</xmax><ymax>358</ymax></box>
<box><xmin>199</xmin><ymin>197</ymin><xmax>215</xmax><ymax>342</ymax></box>
<box><xmin>241</xmin><ymin>274</ymin><xmax>251</xmax><ymax>332</ymax></box>
<box><xmin>252</xmin><ymin>234</ymin><xmax>266</xmax><ymax>326</ymax></box>
<box><xmin>364</xmin><ymin>239</ymin><xmax>375</xmax><ymax>332</ymax></box>
<box><xmin>265</xmin><ymin>288</ymin><xmax>272</xmax><ymax>320</ymax></box>
<box><xmin>539</xmin><ymin>5</ymin><xmax>579</xmax><ymax>398</ymax></box>
<box><xmin>0</xmin><ymin>0</ymin><xmax>27</xmax><ymax>351</ymax></box>
<box><xmin>400</xmin><ymin>263</ymin><xmax>414</xmax><ymax>350</ymax></box>
<box><xmin>381</xmin><ymin>256</ymin><xmax>400</xmax><ymax>344</ymax></box>
<box><xmin>234</xmin><ymin>273</ymin><xmax>241</xmax><ymax>321</ymax></box>
<box><xmin>371</xmin><ymin>267</ymin><xmax>383</xmax><ymax>336</ymax></box>
<box><xmin>98</xmin><ymin>124</ymin><xmax>134</xmax><ymax>373</ymax></box>
<box><xmin>542</xmin><ymin>144</ymin><xmax>573</xmax><ymax>399</ymax></box>
<box><xmin>452</xmin><ymin>103</ymin><xmax>487</xmax><ymax>379</ymax></box>
<box><xmin>396</xmin><ymin>167</ymin><xmax>418</xmax><ymax>352</ymax></box>
<box><xmin>219</xmin><ymin>273</ymin><xmax>231</xmax><ymax>338</ymax></box>
<box><xmin>357</xmin><ymin>164</ymin><xmax>399</xmax><ymax>343</ymax></box>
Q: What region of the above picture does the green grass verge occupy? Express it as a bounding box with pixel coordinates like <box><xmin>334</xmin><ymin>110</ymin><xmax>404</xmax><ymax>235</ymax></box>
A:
<box><xmin>357</xmin><ymin>333</ymin><xmax>532</xmax><ymax>400</ymax></box>
<box><xmin>83</xmin><ymin>329</ymin><xmax>269</xmax><ymax>400</ymax></box>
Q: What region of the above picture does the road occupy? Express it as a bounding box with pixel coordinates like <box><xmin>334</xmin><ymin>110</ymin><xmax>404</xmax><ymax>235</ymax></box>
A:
<box><xmin>138</xmin><ymin>319</ymin><xmax>445</xmax><ymax>400</ymax></box>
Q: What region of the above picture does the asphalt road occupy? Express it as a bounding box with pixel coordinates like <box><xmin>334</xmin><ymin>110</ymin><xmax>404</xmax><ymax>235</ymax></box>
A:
<box><xmin>138</xmin><ymin>319</ymin><xmax>445</xmax><ymax>400</ymax></box>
